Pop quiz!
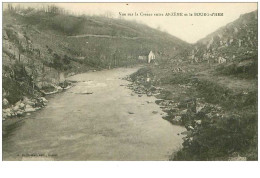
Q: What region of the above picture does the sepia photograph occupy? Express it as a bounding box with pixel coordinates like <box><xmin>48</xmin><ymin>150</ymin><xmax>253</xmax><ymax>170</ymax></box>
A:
<box><xmin>1</xmin><ymin>1</ymin><xmax>258</xmax><ymax>162</ymax></box>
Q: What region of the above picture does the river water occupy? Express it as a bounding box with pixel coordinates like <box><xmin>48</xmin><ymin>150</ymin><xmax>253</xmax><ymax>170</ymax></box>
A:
<box><xmin>3</xmin><ymin>67</ymin><xmax>185</xmax><ymax>161</ymax></box>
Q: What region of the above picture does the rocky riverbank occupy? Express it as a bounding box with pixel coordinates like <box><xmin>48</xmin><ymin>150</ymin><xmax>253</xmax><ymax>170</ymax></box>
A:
<box><xmin>2</xmin><ymin>81</ymin><xmax>74</xmax><ymax>121</ymax></box>
<box><xmin>125</xmin><ymin>66</ymin><xmax>257</xmax><ymax>161</ymax></box>
<box><xmin>125</xmin><ymin>73</ymin><xmax>225</xmax><ymax>126</ymax></box>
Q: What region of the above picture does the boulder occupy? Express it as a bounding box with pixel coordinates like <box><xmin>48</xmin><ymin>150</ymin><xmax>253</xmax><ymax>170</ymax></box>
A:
<box><xmin>4</xmin><ymin>109</ymin><xmax>12</xmax><ymax>117</ymax></box>
<box><xmin>3</xmin><ymin>98</ymin><xmax>9</xmax><ymax>106</ymax></box>
<box><xmin>40</xmin><ymin>97</ymin><xmax>48</xmax><ymax>103</ymax></box>
<box><xmin>22</xmin><ymin>97</ymin><xmax>30</xmax><ymax>103</ymax></box>
<box><xmin>147</xmin><ymin>92</ymin><xmax>153</xmax><ymax>97</ymax></box>
<box><xmin>196</xmin><ymin>106</ymin><xmax>204</xmax><ymax>113</ymax></box>
<box><xmin>4</xmin><ymin>108</ymin><xmax>11</xmax><ymax>113</ymax></box>
<box><xmin>195</xmin><ymin>120</ymin><xmax>202</xmax><ymax>125</ymax></box>
<box><xmin>19</xmin><ymin>103</ymin><xmax>25</xmax><ymax>109</ymax></box>
<box><xmin>15</xmin><ymin>100</ymin><xmax>21</xmax><ymax>106</ymax></box>
<box><xmin>25</xmin><ymin>100</ymin><xmax>35</xmax><ymax>106</ymax></box>
<box><xmin>180</xmin><ymin>109</ymin><xmax>188</xmax><ymax>115</ymax></box>
<box><xmin>188</xmin><ymin>126</ymin><xmax>194</xmax><ymax>130</ymax></box>
<box><xmin>3</xmin><ymin>108</ymin><xmax>11</xmax><ymax>118</ymax></box>
<box><xmin>11</xmin><ymin>112</ymin><xmax>17</xmax><ymax>117</ymax></box>
<box><xmin>25</xmin><ymin>105</ymin><xmax>36</xmax><ymax>112</ymax></box>
<box><xmin>35</xmin><ymin>101</ymin><xmax>44</xmax><ymax>108</ymax></box>
<box><xmin>13</xmin><ymin>105</ymin><xmax>20</xmax><ymax>112</ymax></box>
<box><xmin>56</xmin><ymin>86</ymin><xmax>63</xmax><ymax>91</ymax></box>
<box><xmin>16</xmin><ymin>110</ymin><xmax>24</xmax><ymax>116</ymax></box>
<box><xmin>172</xmin><ymin>116</ymin><xmax>182</xmax><ymax>122</ymax></box>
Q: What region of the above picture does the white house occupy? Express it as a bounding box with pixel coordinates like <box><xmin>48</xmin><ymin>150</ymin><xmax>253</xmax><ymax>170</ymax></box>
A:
<box><xmin>148</xmin><ymin>51</ymin><xmax>155</xmax><ymax>63</ymax></box>
<box><xmin>218</xmin><ymin>57</ymin><xmax>227</xmax><ymax>64</ymax></box>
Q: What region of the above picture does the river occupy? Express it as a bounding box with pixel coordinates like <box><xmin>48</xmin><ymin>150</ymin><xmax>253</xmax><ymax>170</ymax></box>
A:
<box><xmin>2</xmin><ymin>67</ymin><xmax>185</xmax><ymax>161</ymax></box>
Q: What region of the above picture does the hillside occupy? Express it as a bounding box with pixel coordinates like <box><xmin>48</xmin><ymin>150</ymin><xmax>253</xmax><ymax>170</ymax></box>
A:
<box><xmin>189</xmin><ymin>10</ymin><xmax>257</xmax><ymax>78</ymax></box>
<box><xmin>2</xmin><ymin>5</ymin><xmax>188</xmax><ymax>108</ymax></box>
<box><xmin>128</xmin><ymin>10</ymin><xmax>258</xmax><ymax>160</ymax></box>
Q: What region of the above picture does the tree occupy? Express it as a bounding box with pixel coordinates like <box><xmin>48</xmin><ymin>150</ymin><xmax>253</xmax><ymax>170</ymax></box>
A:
<box><xmin>7</xmin><ymin>3</ymin><xmax>14</xmax><ymax>11</ymax></box>
<box><xmin>104</xmin><ymin>11</ymin><xmax>114</xmax><ymax>19</ymax></box>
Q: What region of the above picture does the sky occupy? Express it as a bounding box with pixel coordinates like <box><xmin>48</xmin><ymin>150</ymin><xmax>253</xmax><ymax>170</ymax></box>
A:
<box><xmin>5</xmin><ymin>2</ymin><xmax>257</xmax><ymax>43</ymax></box>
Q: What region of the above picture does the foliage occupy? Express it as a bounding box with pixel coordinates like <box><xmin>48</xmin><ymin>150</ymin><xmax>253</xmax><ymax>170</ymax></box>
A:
<box><xmin>3</xmin><ymin>63</ymin><xmax>35</xmax><ymax>104</ymax></box>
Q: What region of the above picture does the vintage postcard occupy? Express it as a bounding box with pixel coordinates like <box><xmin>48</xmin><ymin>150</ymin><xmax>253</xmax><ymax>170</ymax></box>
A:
<box><xmin>1</xmin><ymin>2</ymin><xmax>258</xmax><ymax>162</ymax></box>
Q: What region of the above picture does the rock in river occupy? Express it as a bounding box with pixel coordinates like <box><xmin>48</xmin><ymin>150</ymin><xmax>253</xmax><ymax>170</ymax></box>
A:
<box><xmin>25</xmin><ymin>105</ymin><xmax>36</xmax><ymax>112</ymax></box>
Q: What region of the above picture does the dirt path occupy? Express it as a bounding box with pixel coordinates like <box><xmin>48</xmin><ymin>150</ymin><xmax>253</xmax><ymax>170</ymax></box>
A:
<box><xmin>67</xmin><ymin>34</ymin><xmax>146</xmax><ymax>40</ymax></box>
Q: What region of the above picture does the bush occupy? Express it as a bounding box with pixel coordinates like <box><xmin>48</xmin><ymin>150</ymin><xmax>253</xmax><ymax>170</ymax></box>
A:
<box><xmin>3</xmin><ymin>77</ymin><xmax>24</xmax><ymax>104</ymax></box>
<box><xmin>2</xmin><ymin>63</ymin><xmax>36</xmax><ymax>104</ymax></box>
<box><xmin>171</xmin><ymin>78</ymin><xmax>258</xmax><ymax>161</ymax></box>
<box><xmin>172</xmin><ymin>110</ymin><xmax>257</xmax><ymax>160</ymax></box>
<box><xmin>216</xmin><ymin>55</ymin><xmax>257</xmax><ymax>79</ymax></box>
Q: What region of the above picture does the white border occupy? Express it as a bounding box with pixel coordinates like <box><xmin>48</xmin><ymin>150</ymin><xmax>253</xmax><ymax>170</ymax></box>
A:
<box><xmin>0</xmin><ymin>1</ymin><xmax>259</xmax><ymax>178</ymax></box>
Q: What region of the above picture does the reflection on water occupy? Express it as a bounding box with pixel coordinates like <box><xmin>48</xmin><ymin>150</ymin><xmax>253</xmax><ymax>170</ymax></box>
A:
<box><xmin>3</xmin><ymin>119</ymin><xmax>25</xmax><ymax>140</ymax></box>
<box><xmin>3</xmin><ymin>67</ymin><xmax>185</xmax><ymax>161</ymax></box>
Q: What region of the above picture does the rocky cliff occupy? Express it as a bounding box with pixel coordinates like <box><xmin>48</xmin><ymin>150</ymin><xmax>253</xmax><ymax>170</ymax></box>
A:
<box><xmin>188</xmin><ymin>10</ymin><xmax>257</xmax><ymax>78</ymax></box>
